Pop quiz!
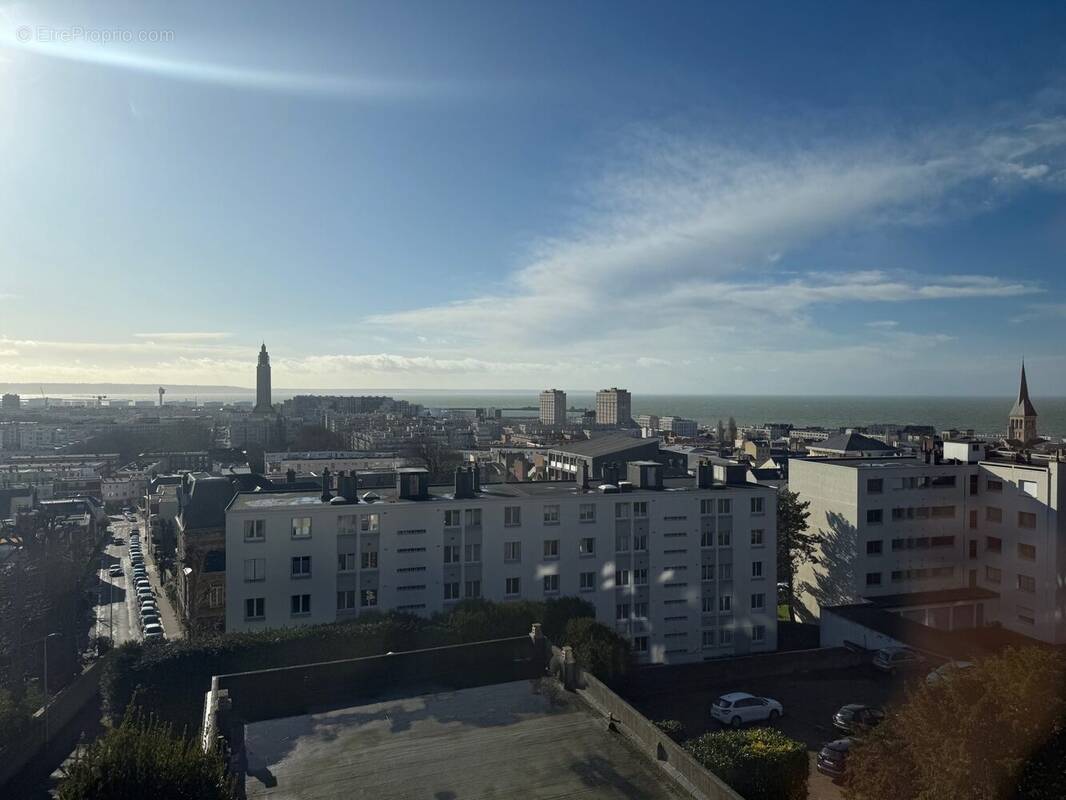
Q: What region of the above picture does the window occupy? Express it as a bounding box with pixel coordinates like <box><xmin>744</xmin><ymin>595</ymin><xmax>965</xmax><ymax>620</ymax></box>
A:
<box><xmin>866</xmin><ymin>509</ymin><xmax>883</xmax><ymax>525</ymax></box>
<box><xmin>443</xmin><ymin>545</ymin><xmax>460</xmax><ymax>564</ymax></box>
<box><xmin>751</xmin><ymin>496</ymin><xmax>765</xmax><ymax>514</ymax></box>
<box><xmin>720</xmin><ymin>626</ymin><xmax>734</xmax><ymax>645</ymax></box>
<box><xmin>579</xmin><ymin>503</ymin><xmax>596</xmax><ymax>522</ymax></box>
<box><xmin>505</xmin><ymin>577</ymin><xmax>520</xmax><ymax>595</ymax></box>
<box><xmin>360</xmin><ymin>513</ymin><xmax>380</xmax><ymax>532</ymax></box>
<box><xmin>338</xmin><ymin>553</ymin><xmax>356</xmax><ymax>573</ymax></box>
<box><xmin>930</xmin><ymin>475</ymin><xmax>956</xmax><ymax>488</ymax></box>
<box><xmin>465</xmin><ymin>508</ymin><xmax>482</xmax><ymax>527</ymax></box>
<box><xmin>338</xmin><ymin>514</ymin><xmax>359</xmax><ymax>535</ymax></box>
<box><xmin>1018</xmin><ymin>543</ymin><xmax>1036</xmax><ymax>561</ymax></box>
<box><xmin>360</xmin><ymin>589</ymin><xmax>377</xmax><ymax>607</ymax></box>
<box><xmin>986</xmin><ymin>535</ymin><xmax>1002</xmax><ymax>553</ymax></box>
<box><xmin>243</xmin><ymin>558</ymin><xmax>265</xmax><ymax>582</ymax></box>
<box><xmin>361</xmin><ymin>551</ymin><xmax>378</xmax><ymax>569</ymax></box>
<box><xmin>633</xmin><ymin>501</ymin><xmax>648</xmax><ymax>518</ymax></box>
<box><xmin>244</xmin><ymin>597</ymin><xmax>265</xmax><ymax>620</ymax></box>
<box><xmin>701</xmin><ymin>564</ymin><xmax>714</xmax><ymax>581</ymax></box>
<box><xmin>290</xmin><ymin>594</ymin><xmax>311</xmax><ymax>615</ymax></box>
<box><xmin>930</xmin><ymin>506</ymin><xmax>955</xmax><ymax>519</ymax></box>
<box><xmin>969</xmin><ymin>474</ymin><xmax>979</xmax><ymax>495</ymax></box>
<box><xmin>750</xmin><ymin>529</ymin><xmax>764</xmax><ymax>546</ymax></box>
<box><xmin>291</xmin><ymin>517</ymin><xmax>311</xmax><ymax>539</ymax></box>
<box><xmin>615</xmin><ymin>532</ymin><xmax>630</xmax><ymax>552</ymax></box>
<box><xmin>700</xmin><ymin>499</ymin><xmax>714</xmax><ymax>515</ymax></box>
<box><xmin>633</xmin><ymin>636</ymin><xmax>649</xmax><ymax>653</ymax></box>
<box><xmin>986</xmin><ymin>507</ymin><xmax>1002</xmax><ymax>523</ymax></box>
<box><xmin>504</xmin><ymin>541</ymin><xmax>521</xmax><ymax>562</ymax></box>
<box><xmin>969</xmin><ymin>510</ymin><xmax>978</xmax><ymax>530</ymax></box>
<box><xmin>208</xmin><ymin>586</ymin><xmax>224</xmax><ymax>608</ymax></box>
<box><xmin>1017</xmin><ymin>606</ymin><xmax>1035</xmax><ymax>625</ymax></box>
<box><xmin>719</xmin><ymin>594</ymin><xmax>732</xmax><ymax>612</ymax></box>
<box><xmin>1018</xmin><ymin>511</ymin><xmax>1037</xmax><ymax>529</ymax></box>
<box><xmin>464</xmin><ymin>543</ymin><xmax>481</xmax><ymax>563</ymax></box>
<box><xmin>866</xmin><ymin>478</ymin><xmax>883</xmax><ymax>494</ymax></box>
<box><xmin>866</xmin><ymin>572</ymin><xmax>882</xmax><ymax>586</ymax></box>
<box><xmin>866</xmin><ymin>540</ymin><xmax>883</xmax><ymax>556</ymax></box>
<box><xmin>1019</xmin><ymin>480</ymin><xmax>1038</xmax><ymax>498</ymax></box>
<box><xmin>718</xmin><ymin>563</ymin><xmax>732</xmax><ymax>581</ymax></box>
<box><xmin>504</xmin><ymin>506</ymin><xmax>521</xmax><ymax>526</ymax></box>
<box><xmin>243</xmin><ymin>519</ymin><xmax>265</xmax><ymax>542</ymax></box>
<box><xmin>986</xmin><ymin>478</ymin><xmax>1003</xmax><ymax>492</ymax></box>
<box><xmin>985</xmin><ymin>566</ymin><xmax>1002</xmax><ymax>584</ymax></box>
<box><xmin>634</xmin><ymin>568</ymin><xmax>648</xmax><ymax>585</ymax></box>
<box><xmin>444</xmin><ymin>582</ymin><xmax>460</xmax><ymax>600</ymax></box>
<box><xmin>579</xmin><ymin>571</ymin><xmax>596</xmax><ymax>591</ymax></box>
<box><xmin>930</xmin><ymin>536</ymin><xmax>955</xmax><ymax>548</ymax></box>
<box><xmin>291</xmin><ymin>556</ymin><xmax>311</xmax><ymax>578</ymax></box>
<box><xmin>579</xmin><ymin>537</ymin><xmax>596</xmax><ymax>556</ymax></box>
<box><xmin>702</xmin><ymin>596</ymin><xmax>715</xmax><ymax>612</ymax></box>
<box><xmin>718</xmin><ymin>530</ymin><xmax>731</xmax><ymax>547</ymax></box>
<box><xmin>543</xmin><ymin>504</ymin><xmax>560</xmax><ymax>524</ymax></box>
<box><xmin>615</xmin><ymin>569</ymin><xmax>630</xmax><ymax>586</ymax></box>
<box><xmin>615</xmin><ymin>502</ymin><xmax>630</xmax><ymax>519</ymax></box>
<box><xmin>633</xmin><ymin>533</ymin><xmax>648</xmax><ymax>551</ymax></box>
<box><xmin>1017</xmin><ymin>574</ymin><xmax>1036</xmax><ymax>593</ymax></box>
<box><xmin>465</xmin><ymin>580</ymin><xmax>481</xmax><ymax>598</ymax></box>
<box><xmin>337</xmin><ymin>590</ymin><xmax>356</xmax><ymax>611</ymax></box>
<box><xmin>751</xmin><ymin>561</ymin><xmax>763</xmax><ymax>578</ymax></box>
<box><xmin>752</xmin><ymin>624</ymin><xmax>766</xmax><ymax>643</ymax></box>
<box><xmin>718</xmin><ymin>499</ymin><xmax>732</xmax><ymax>514</ymax></box>
<box><xmin>544</xmin><ymin>538</ymin><xmax>560</xmax><ymax>558</ymax></box>
<box><xmin>616</xmin><ymin>603</ymin><xmax>630</xmax><ymax>620</ymax></box>
<box><xmin>751</xmin><ymin>592</ymin><xmax>765</xmax><ymax>610</ymax></box>
<box><xmin>701</xmin><ymin>630</ymin><xmax>716</xmax><ymax>648</ymax></box>
<box><xmin>444</xmin><ymin>510</ymin><xmax>461</xmax><ymax>527</ymax></box>
<box><xmin>543</xmin><ymin>574</ymin><xmax>559</xmax><ymax>593</ymax></box>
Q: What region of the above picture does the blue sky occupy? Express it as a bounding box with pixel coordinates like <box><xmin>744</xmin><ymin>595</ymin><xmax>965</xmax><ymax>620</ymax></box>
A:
<box><xmin>1</xmin><ymin>1</ymin><xmax>1065</xmax><ymax>394</ymax></box>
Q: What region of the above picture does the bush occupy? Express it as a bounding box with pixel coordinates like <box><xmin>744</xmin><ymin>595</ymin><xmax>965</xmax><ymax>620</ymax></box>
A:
<box><xmin>58</xmin><ymin>708</ymin><xmax>234</xmax><ymax>800</ymax></box>
<box><xmin>686</xmin><ymin>727</ymin><xmax>808</xmax><ymax>800</ymax></box>
<box><xmin>654</xmin><ymin>719</ymin><xmax>686</xmax><ymax>741</ymax></box>
<box><xmin>541</xmin><ymin>596</ymin><xmax>595</xmax><ymax>643</ymax></box>
<box><xmin>564</xmin><ymin>617</ymin><xmax>631</xmax><ymax>684</ymax></box>
<box><xmin>0</xmin><ymin>687</ymin><xmax>42</xmax><ymax>753</ymax></box>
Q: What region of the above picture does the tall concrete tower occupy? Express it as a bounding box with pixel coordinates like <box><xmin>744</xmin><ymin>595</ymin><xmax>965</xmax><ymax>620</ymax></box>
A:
<box><xmin>1008</xmin><ymin>361</ymin><xmax>1037</xmax><ymax>443</ymax></box>
<box><xmin>254</xmin><ymin>343</ymin><xmax>273</xmax><ymax>414</ymax></box>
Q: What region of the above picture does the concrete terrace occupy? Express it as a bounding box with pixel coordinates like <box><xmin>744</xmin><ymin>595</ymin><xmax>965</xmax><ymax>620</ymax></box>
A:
<box><xmin>244</xmin><ymin>679</ymin><xmax>688</xmax><ymax>800</ymax></box>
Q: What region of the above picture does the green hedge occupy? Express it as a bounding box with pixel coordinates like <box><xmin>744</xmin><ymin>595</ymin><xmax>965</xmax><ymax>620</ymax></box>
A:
<box><xmin>102</xmin><ymin>597</ymin><xmax>595</xmax><ymax>732</ymax></box>
<box><xmin>564</xmin><ymin>617</ymin><xmax>632</xmax><ymax>684</ymax></box>
<box><xmin>686</xmin><ymin>727</ymin><xmax>808</xmax><ymax>800</ymax></box>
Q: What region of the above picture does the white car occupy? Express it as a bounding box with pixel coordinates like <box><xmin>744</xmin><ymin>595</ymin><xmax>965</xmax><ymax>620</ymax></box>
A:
<box><xmin>711</xmin><ymin>692</ymin><xmax>784</xmax><ymax>728</ymax></box>
<box><xmin>108</xmin><ymin>565</ymin><xmax>123</xmax><ymax>577</ymax></box>
<box><xmin>873</xmin><ymin>646</ymin><xmax>925</xmax><ymax>673</ymax></box>
<box><xmin>926</xmin><ymin>660</ymin><xmax>975</xmax><ymax>685</ymax></box>
<box><xmin>143</xmin><ymin>623</ymin><xmax>165</xmax><ymax>641</ymax></box>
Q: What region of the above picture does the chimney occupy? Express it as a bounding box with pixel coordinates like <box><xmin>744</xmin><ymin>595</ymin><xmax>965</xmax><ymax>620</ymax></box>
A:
<box><xmin>696</xmin><ymin>461</ymin><xmax>714</xmax><ymax>489</ymax></box>
<box><xmin>320</xmin><ymin>468</ymin><xmax>332</xmax><ymax>502</ymax></box>
<box><xmin>579</xmin><ymin>460</ymin><xmax>590</xmax><ymax>492</ymax></box>
<box><xmin>286</xmin><ymin>468</ymin><xmax>296</xmax><ymax>484</ymax></box>
<box><xmin>472</xmin><ymin>464</ymin><xmax>481</xmax><ymax>493</ymax></box>
<box><xmin>454</xmin><ymin>466</ymin><xmax>474</xmax><ymax>500</ymax></box>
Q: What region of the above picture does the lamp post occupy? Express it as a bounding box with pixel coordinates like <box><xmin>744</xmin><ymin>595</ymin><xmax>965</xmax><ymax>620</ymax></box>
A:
<box><xmin>39</xmin><ymin>632</ymin><xmax>61</xmax><ymax>743</ymax></box>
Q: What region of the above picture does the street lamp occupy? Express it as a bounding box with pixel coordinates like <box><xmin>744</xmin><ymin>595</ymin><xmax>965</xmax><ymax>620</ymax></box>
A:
<box><xmin>36</xmin><ymin>632</ymin><xmax>61</xmax><ymax>743</ymax></box>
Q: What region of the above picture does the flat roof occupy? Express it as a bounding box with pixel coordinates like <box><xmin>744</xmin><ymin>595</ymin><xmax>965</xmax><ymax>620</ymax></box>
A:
<box><xmin>228</xmin><ymin>475</ymin><xmax>765</xmax><ymax>512</ymax></box>
<box><xmin>794</xmin><ymin>456</ymin><xmax>958</xmax><ymax>470</ymax></box>
<box><xmin>547</xmin><ymin>433</ymin><xmax>658</xmax><ymax>458</ymax></box>
<box><xmin>243</xmin><ymin>680</ymin><xmax>687</xmax><ymax>800</ymax></box>
<box><xmin>866</xmin><ymin>587</ymin><xmax>999</xmax><ymax>608</ymax></box>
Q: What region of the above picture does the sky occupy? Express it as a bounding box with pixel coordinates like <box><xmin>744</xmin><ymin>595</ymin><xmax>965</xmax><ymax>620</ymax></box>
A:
<box><xmin>1</xmin><ymin>1</ymin><xmax>1066</xmax><ymax>395</ymax></box>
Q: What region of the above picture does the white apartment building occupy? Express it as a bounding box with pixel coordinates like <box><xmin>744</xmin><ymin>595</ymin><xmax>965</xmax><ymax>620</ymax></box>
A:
<box><xmin>791</xmin><ymin>445</ymin><xmax>1066</xmax><ymax>645</ymax></box>
<box><xmin>539</xmin><ymin>389</ymin><xmax>567</xmax><ymax>427</ymax></box>
<box><xmin>660</xmin><ymin>417</ymin><xmax>698</xmax><ymax>438</ymax></box>
<box><xmin>595</xmin><ymin>388</ymin><xmax>632</xmax><ymax>427</ymax></box>
<box><xmin>225</xmin><ymin>462</ymin><xmax>779</xmax><ymax>664</ymax></box>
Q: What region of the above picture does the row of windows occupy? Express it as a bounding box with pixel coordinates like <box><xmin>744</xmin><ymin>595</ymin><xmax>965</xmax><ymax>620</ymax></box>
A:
<box><xmin>864</xmin><ymin>535</ymin><xmax>956</xmax><ymax>555</ymax></box>
<box><xmin>866</xmin><ymin>475</ymin><xmax>957</xmax><ymax>494</ymax></box>
<box><xmin>984</xmin><ymin>508</ymin><xmax>1038</xmax><ymax>528</ymax></box>
<box><xmin>865</xmin><ymin>566</ymin><xmax>954</xmax><ymax>586</ymax></box>
<box><xmin>985</xmin><ymin>537</ymin><xmax>1038</xmax><ymax>560</ymax></box>
<box><xmin>983</xmin><ymin>566</ymin><xmax>1037</xmax><ymax>593</ymax></box>
<box><xmin>867</xmin><ymin>506</ymin><xmax>956</xmax><ymax>524</ymax></box>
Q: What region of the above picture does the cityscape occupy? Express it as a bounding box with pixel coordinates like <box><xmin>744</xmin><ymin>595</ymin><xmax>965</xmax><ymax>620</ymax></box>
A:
<box><xmin>2</xmin><ymin>4</ymin><xmax>1066</xmax><ymax>800</ymax></box>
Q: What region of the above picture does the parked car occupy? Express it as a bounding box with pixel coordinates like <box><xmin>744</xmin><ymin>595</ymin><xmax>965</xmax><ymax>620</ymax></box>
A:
<box><xmin>140</xmin><ymin>601</ymin><xmax>158</xmax><ymax>614</ymax></box>
<box><xmin>108</xmin><ymin>565</ymin><xmax>123</xmax><ymax>578</ymax></box>
<box><xmin>141</xmin><ymin>613</ymin><xmax>161</xmax><ymax>627</ymax></box>
<box><xmin>833</xmin><ymin>704</ymin><xmax>885</xmax><ymax>734</ymax></box>
<box><xmin>873</xmin><ymin>646</ymin><xmax>925</xmax><ymax>673</ymax></box>
<box><xmin>926</xmin><ymin>660</ymin><xmax>975</xmax><ymax>685</ymax></box>
<box><xmin>816</xmin><ymin>738</ymin><xmax>854</xmax><ymax>779</ymax></box>
<box><xmin>710</xmin><ymin>693</ymin><xmax>784</xmax><ymax>728</ymax></box>
<box><xmin>137</xmin><ymin>587</ymin><xmax>154</xmax><ymax>600</ymax></box>
<box><xmin>143</xmin><ymin>623</ymin><xmax>164</xmax><ymax>641</ymax></box>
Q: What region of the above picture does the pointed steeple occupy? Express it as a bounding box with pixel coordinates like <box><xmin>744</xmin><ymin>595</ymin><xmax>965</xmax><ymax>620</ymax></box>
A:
<box><xmin>1010</xmin><ymin>361</ymin><xmax>1037</xmax><ymax>418</ymax></box>
<box><xmin>1008</xmin><ymin>361</ymin><xmax>1038</xmax><ymax>444</ymax></box>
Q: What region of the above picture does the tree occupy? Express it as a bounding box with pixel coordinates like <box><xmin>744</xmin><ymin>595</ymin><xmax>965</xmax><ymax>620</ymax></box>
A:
<box><xmin>715</xmin><ymin>419</ymin><xmax>725</xmax><ymax>445</ymax></box>
<box><xmin>58</xmin><ymin>708</ymin><xmax>235</xmax><ymax>800</ymax></box>
<box><xmin>726</xmin><ymin>416</ymin><xmax>738</xmax><ymax>444</ymax></box>
<box><xmin>564</xmin><ymin>617</ymin><xmax>631</xmax><ymax>684</ymax></box>
<box><xmin>844</xmin><ymin>647</ymin><xmax>1066</xmax><ymax>800</ymax></box>
<box><xmin>405</xmin><ymin>435</ymin><xmax>465</xmax><ymax>483</ymax></box>
<box><xmin>776</xmin><ymin>489</ymin><xmax>815</xmax><ymax>621</ymax></box>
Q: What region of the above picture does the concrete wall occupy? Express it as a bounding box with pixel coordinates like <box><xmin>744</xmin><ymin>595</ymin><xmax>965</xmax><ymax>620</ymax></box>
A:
<box><xmin>819</xmin><ymin>609</ymin><xmax>904</xmax><ymax>651</ymax></box>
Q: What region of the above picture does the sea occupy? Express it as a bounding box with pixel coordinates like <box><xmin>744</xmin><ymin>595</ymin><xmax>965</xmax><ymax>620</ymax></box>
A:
<box><xmin>39</xmin><ymin>390</ymin><xmax>1066</xmax><ymax>440</ymax></box>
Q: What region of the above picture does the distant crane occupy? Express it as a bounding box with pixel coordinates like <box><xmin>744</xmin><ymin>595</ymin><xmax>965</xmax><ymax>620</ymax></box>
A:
<box><xmin>158</xmin><ymin>387</ymin><xmax>166</xmax><ymax>407</ymax></box>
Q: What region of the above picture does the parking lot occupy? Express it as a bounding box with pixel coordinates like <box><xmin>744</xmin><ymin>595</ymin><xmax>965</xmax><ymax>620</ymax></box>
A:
<box><xmin>628</xmin><ymin>663</ymin><xmax>916</xmax><ymax>800</ymax></box>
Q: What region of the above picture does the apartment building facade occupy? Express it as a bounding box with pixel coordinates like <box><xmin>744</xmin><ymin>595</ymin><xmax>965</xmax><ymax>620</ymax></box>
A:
<box><xmin>538</xmin><ymin>389</ymin><xmax>567</xmax><ymax>427</ymax></box>
<box><xmin>595</xmin><ymin>388</ymin><xmax>632</xmax><ymax>427</ymax></box>
<box><xmin>224</xmin><ymin>464</ymin><xmax>779</xmax><ymax>664</ymax></box>
<box><xmin>791</xmin><ymin>446</ymin><xmax>1066</xmax><ymax>645</ymax></box>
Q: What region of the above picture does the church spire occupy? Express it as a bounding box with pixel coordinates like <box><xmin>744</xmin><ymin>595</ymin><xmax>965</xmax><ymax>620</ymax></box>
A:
<box><xmin>1008</xmin><ymin>361</ymin><xmax>1038</xmax><ymax>443</ymax></box>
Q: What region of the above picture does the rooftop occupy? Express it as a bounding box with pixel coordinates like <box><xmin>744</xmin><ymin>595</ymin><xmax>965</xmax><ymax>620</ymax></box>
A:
<box><xmin>810</xmin><ymin>432</ymin><xmax>897</xmax><ymax>453</ymax></box>
<box><xmin>547</xmin><ymin>432</ymin><xmax>657</xmax><ymax>458</ymax></box>
<box><xmin>866</xmin><ymin>587</ymin><xmax>999</xmax><ymax>608</ymax></box>
<box><xmin>243</xmin><ymin>680</ymin><xmax>687</xmax><ymax>800</ymax></box>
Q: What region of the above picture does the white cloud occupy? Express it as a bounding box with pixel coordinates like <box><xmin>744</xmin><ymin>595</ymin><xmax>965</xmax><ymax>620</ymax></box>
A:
<box><xmin>132</xmin><ymin>332</ymin><xmax>231</xmax><ymax>341</ymax></box>
<box><xmin>866</xmin><ymin>320</ymin><xmax>899</xmax><ymax>329</ymax></box>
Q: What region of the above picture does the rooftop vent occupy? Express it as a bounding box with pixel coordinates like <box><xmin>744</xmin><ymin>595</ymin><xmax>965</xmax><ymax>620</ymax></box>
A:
<box><xmin>597</xmin><ymin>483</ymin><xmax>620</xmax><ymax>494</ymax></box>
<box><xmin>396</xmin><ymin>467</ymin><xmax>430</xmax><ymax>500</ymax></box>
<box><xmin>320</xmin><ymin>468</ymin><xmax>333</xmax><ymax>503</ymax></box>
<box><xmin>627</xmin><ymin>460</ymin><xmax>663</xmax><ymax>490</ymax></box>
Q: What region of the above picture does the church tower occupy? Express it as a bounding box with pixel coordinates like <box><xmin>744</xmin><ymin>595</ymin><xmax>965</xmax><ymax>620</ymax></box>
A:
<box><xmin>253</xmin><ymin>343</ymin><xmax>273</xmax><ymax>414</ymax></box>
<box><xmin>1007</xmin><ymin>362</ymin><xmax>1038</xmax><ymax>444</ymax></box>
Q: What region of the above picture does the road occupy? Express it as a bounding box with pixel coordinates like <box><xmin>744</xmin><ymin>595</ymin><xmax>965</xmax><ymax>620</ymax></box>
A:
<box><xmin>94</xmin><ymin>512</ymin><xmax>183</xmax><ymax>646</ymax></box>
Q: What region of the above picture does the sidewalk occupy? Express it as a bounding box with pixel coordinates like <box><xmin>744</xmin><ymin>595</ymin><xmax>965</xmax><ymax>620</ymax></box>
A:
<box><xmin>139</xmin><ymin>511</ymin><xmax>183</xmax><ymax>641</ymax></box>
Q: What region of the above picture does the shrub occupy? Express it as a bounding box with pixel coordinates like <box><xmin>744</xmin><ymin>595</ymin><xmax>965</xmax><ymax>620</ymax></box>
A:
<box><xmin>564</xmin><ymin>617</ymin><xmax>631</xmax><ymax>684</ymax></box>
<box><xmin>686</xmin><ymin>727</ymin><xmax>808</xmax><ymax>800</ymax></box>
<box><xmin>58</xmin><ymin>708</ymin><xmax>234</xmax><ymax>800</ymax></box>
<box><xmin>0</xmin><ymin>688</ymin><xmax>42</xmax><ymax>753</ymax></box>
<box><xmin>654</xmin><ymin>719</ymin><xmax>686</xmax><ymax>741</ymax></box>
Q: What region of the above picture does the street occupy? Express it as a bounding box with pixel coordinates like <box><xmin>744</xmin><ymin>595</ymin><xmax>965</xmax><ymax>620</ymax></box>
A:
<box><xmin>94</xmin><ymin>511</ymin><xmax>183</xmax><ymax>646</ymax></box>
